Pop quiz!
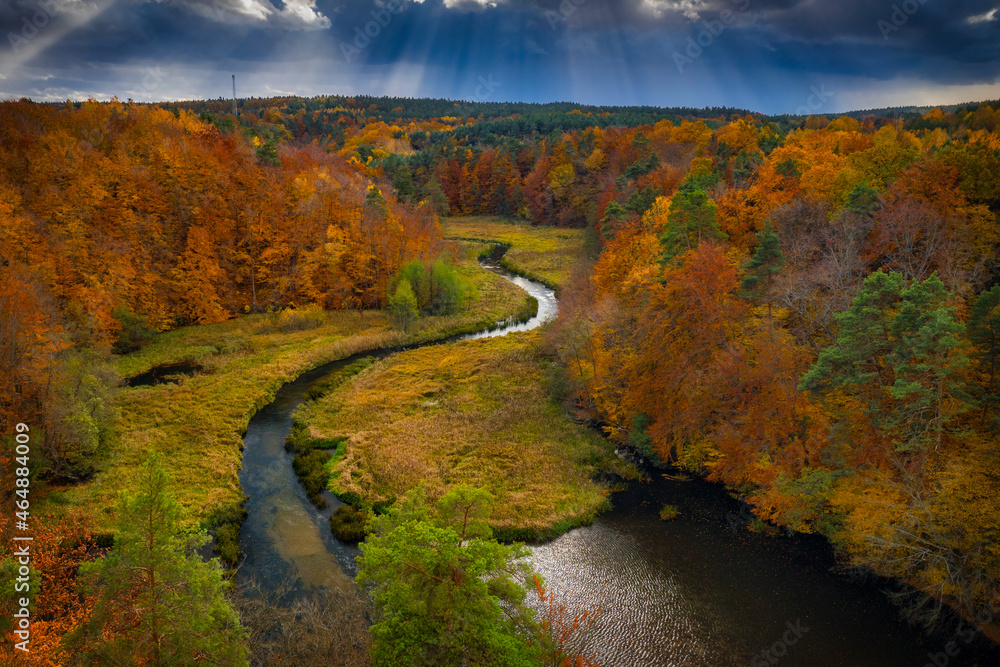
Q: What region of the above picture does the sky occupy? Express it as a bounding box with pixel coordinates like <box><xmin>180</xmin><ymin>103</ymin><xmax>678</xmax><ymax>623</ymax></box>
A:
<box><xmin>1</xmin><ymin>0</ymin><xmax>999</xmax><ymax>114</ymax></box>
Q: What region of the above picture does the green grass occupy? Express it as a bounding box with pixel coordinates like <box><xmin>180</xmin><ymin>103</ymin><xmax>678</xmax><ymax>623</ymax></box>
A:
<box><xmin>295</xmin><ymin>333</ymin><xmax>621</xmax><ymax>541</ymax></box>
<box><xmin>50</xmin><ymin>242</ymin><xmax>531</xmax><ymax>539</ymax></box>
<box><xmin>443</xmin><ymin>216</ymin><xmax>585</xmax><ymax>291</ymax></box>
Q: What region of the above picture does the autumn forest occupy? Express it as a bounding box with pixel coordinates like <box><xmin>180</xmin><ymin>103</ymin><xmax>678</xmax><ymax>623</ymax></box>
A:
<box><xmin>3</xmin><ymin>94</ymin><xmax>1000</xmax><ymax>664</ymax></box>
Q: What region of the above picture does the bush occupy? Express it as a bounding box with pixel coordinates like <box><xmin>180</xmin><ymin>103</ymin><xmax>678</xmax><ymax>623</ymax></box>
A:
<box><xmin>388</xmin><ymin>279</ymin><xmax>419</xmax><ymax>331</ymax></box>
<box><xmin>428</xmin><ymin>259</ymin><xmax>465</xmax><ymax>315</ymax></box>
<box><xmin>209</xmin><ymin>499</ymin><xmax>248</xmax><ymax>567</ymax></box>
<box><xmin>292</xmin><ymin>449</ymin><xmax>333</xmax><ymax>508</ymax></box>
<box><xmin>395</xmin><ymin>260</ymin><xmax>430</xmax><ymax>310</ymax></box>
<box><xmin>659</xmin><ymin>504</ymin><xmax>680</xmax><ymax>521</ymax></box>
<box><xmin>41</xmin><ymin>352</ymin><xmax>120</xmax><ymax>482</ymax></box>
<box><xmin>275</xmin><ymin>306</ymin><xmax>325</xmax><ymax>332</ymax></box>
<box><xmin>389</xmin><ymin>257</ymin><xmax>468</xmax><ymax>318</ymax></box>
<box><xmin>111</xmin><ymin>305</ymin><xmax>157</xmax><ymax>354</ymax></box>
<box><xmin>628</xmin><ymin>413</ymin><xmax>666</xmax><ymax>468</ymax></box>
<box><xmin>330</xmin><ymin>505</ymin><xmax>368</xmax><ymax>542</ymax></box>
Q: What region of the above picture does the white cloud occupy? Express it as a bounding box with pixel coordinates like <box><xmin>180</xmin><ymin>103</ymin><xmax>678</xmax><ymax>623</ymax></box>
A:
<box><xmin>162</xmin><ymin>0</ymin><xmax>331</xmax><ymax>30</ymax></box>
<box><xmin>410</xmin><ymin>0</ymin><xmax>502</xmax><ymax>8</ymax></box>
<box><xmin>441</xmin><ymin>0</ymin><xmax>500</xmax><ymax>8</ymax></box>
<box><xmin>967</xmin><ymin>8</ymin><xmax>998</xmax><ymax>24</ymax></box>
<box><xmin>641</xmin><ymin>0</ymin><xmax>704</xmax><ymax>21</ymax></box>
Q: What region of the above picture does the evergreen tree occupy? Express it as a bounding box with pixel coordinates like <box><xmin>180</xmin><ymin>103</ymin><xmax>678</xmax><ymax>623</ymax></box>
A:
<box><xmin>886</xmin><ymin>274</ymin><xmax>969</xmax><ymax>450</ymax></box>
<box><xmin>67</xmin><ymin>458</ymin><xmax>248</xmax><ymax>666</ymax></box>
<box><xmin>660</xmin><ymin>186</ymin><xmax>724</xmax><ymax>263</ymax></box>
<box><xmin>366</xmin><ymin>186</ymin><xmax>388</xmax><ymax>217</ymax></box>
<box><xmin>392</xmin><ymin>164</ymin><xmax>415</xmax><ymax>202</ymax></box>
<box><xmin>255</xmin><ymin>138</ymin><xmax>279</xmax><ymax>167</ymax></box>
<box><xmin>422</xmin><ymin>178</ymin><xmax>451</xmax><ymax>216</ymax></box>
<box><xmin>740</xmin><ymin>222</ymin><xmax>786</xmax><ymax>322</ymax></box>
<box><xmin>357</xmin><ymin>486</ymin><xmax>544</xmax><ymax>667</ymax></box>
<box><xmin>600</xmin><ymin>202</ymin><xmax>628</xmax><ymax>240</ymax></box>
<box><xmin>625</xmin><ymin>185</ymin><xmax>658</xmax><ymax>216</ymax></box>
<box><xmin>845</xmin><ymin>180</ymin><xmax>880</xmax><ymax>216</ymax></box>
<box><xmin>801</xmin><ymin>272</ymin><xmax>969</xmax><ymax>452</ymax></box>
<box><xmin>969</xmin><ymin>285</ymin><xmax>1000</xmax><ymax>426</ymax></box>
<box><xmin>733</xmin><ymin>149</ymin><xmax>763</xmax><ymax>187</ymax></box>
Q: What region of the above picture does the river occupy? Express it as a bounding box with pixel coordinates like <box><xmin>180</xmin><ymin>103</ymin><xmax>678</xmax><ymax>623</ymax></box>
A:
<box><xmin>236</xmin><ymin>250</ymin><xmax>1000</xmax><ymax>667</ymax></box>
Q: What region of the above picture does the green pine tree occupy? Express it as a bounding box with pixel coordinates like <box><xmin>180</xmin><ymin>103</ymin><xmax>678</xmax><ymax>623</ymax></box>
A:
<box><xmin>67</xmin><ymin>457</ymin><xmax>248</xmax><ymax>666</ymax></box>
<box><xmin>886</xmin><ymin>274</ymin><xmax>969</xmax><ymax>450</ymax></box>
<box><xmin>357</xmin><ymin>486</ymin><xmax>544</xmax><ymax>667</ymax></box>
<box><xmin>366</xmin><ymin>186</ymin><xmax>388</xmax><ymax>217</ymax></box>
<box><xmin>660</xmin><ymin>186</ymin><xmax>725</xmax><ymax>263</ymax></box>
<box><xmin>740</xmin><ymin>222</ymin><xmax>785</xmax><ymax>325</ymax></box>
<box><xmin>845</xmin><ymin>180</ymin><xmax>879</xmax><ymax>216</ymax></box>
<box><xmin>422</xmin><ymin>178</ymin><xmax>451</xmax><ymax>216</ymax></box>
<box><xmin>392</xmin><ymin>164</ymin><xmax>415</xmax><ymax>202</ymax></box>
<box><xmin>969</xmin><ymin>285</ymin><xmax>1000</xmax><ymax>426</ymax></box>
<box><xmin>801</xmin><ymin>271</ymin><xmax>969</xmax><ymax>452</ymax></box>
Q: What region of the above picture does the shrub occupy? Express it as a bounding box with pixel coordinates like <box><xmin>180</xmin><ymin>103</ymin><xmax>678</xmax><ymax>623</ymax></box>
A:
<box><xmin>429</xmin><ymin>259</ymin><xmax>465</xmax><ymax>315</ymax></box>
<box><xmin>276</xmin><ymin>307</ymin><xmax>326</xmax><ymax>332</ymax></box>
<box><xmin>628</xmin><ymin>413</ymin><xmax>666</xmax><ymax>468</ymax></box>
<box><xmin>330</xmin><ymin>505</ymin><xmax>368</xmax><ymax>542</ymax></box>
<box><xmin>209</xmin><ymin>499</ymin><xmax>248</xmax><ymax>567</ymax></box>
<box><xmin>659</xmin><ymin>504</ymin><xmax>680</xmax><ymax>521</ymax></box>
<box><xmin>111</xmin><ymin>305</ymin><xmax>157</xmax><ymax>354</ymax></box>
<box><xmin>292</xmin><ymin>449</ymin><xmax>333</xmax><ymax>508</ymax></box>
<box><xmin>388</xmin><ymin>279</ymin><xmax>419</xmax><ymax>331</ymax></box>
<box><xmin>395</xmin><ymin>260</ymin><xmax>430</xmax><ymax>310</ymax></box>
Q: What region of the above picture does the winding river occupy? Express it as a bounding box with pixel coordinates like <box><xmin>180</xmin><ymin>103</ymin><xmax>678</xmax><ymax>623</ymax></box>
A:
<box><xmin>237</xmin><ymin>250</ymin><xmax>1000</xmax><ymax>666</ymax></box>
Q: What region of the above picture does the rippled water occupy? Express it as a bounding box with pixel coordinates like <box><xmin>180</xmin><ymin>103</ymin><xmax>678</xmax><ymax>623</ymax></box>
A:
<box><xmin>529</xmin><ymin>477</ymin><xmax>1000</xmax><ymax>667</ymax></box>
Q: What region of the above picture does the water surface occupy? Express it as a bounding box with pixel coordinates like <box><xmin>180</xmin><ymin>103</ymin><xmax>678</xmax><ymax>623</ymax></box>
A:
<box><xmin>237</xmin><ymin>250</ymin><xmax>1000</xmax><ymax>666</ymax></box>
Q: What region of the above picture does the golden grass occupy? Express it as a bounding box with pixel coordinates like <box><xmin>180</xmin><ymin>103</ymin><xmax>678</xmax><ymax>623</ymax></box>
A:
<box><xmin>298</xmin><ymin>333</ymin><xmax>615</xmax><ymax>540</ymax></box>
<box><xmin>52</xmin><ymin>243</ymin><xmax>530</xmax><ymax>530</ymax></box>
<box><xmin>442</xmin><ymin>216</ymin><xmax>585</xmax><ymax>291</ymax></box>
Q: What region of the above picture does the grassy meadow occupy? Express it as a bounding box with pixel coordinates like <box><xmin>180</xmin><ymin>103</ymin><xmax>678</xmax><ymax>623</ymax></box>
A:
<box><xmin>295</xmin><ymin>332</ymin><xmax>630</xmax><ymax>541</ymax></box>
<box><xmin>49</xmin><ymin>242</ymin><xmax>530</xmax><ymax>537</ymax></box>
<box><xmin>442</xmin><ymin>216</ymin><xmax>586</xmax><ymax>290</ymax></box>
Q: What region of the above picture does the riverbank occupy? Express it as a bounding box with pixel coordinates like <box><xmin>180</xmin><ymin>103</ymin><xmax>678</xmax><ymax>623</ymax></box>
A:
<box><xmin>294</xmin><ymin>332</ymin><xmax>637</xmax><ymax>541</ymax></box>
<box><xmin>443</xmin><ymin>216</ymin><xmax>587</xmax><ymax>291</ymax></box>
<box><xmin>42</xmin><ymin>242</ymin><xmax>531</xmax><ymax>544</ymax></box>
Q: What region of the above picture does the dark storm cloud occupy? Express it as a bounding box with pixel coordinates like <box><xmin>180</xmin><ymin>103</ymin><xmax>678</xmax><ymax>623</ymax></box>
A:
<box><xmin>1</xmin><ymin>0</ymin><xmax>998</xmax><ymax>110</ymax></box>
